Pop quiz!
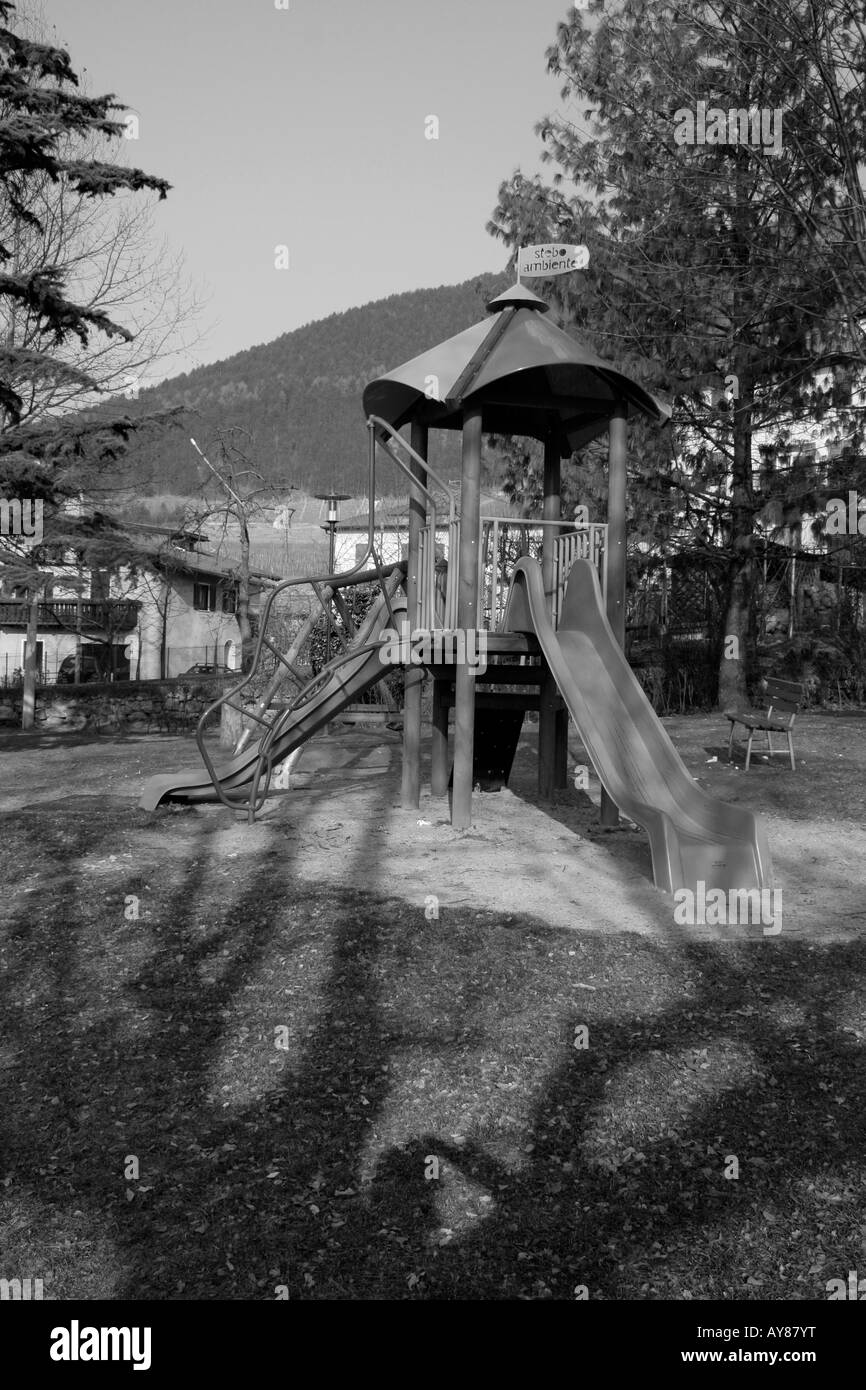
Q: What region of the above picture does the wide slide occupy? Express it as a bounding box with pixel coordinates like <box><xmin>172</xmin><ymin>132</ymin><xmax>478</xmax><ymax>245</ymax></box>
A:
<box><xmin>140</xmin><ymin>593</ymin><xmax>406</xmax><ymax>810</ymax></box>
<box><xmin>504</xmin><ymin>557</ymin><xmax>773</xmax><ymax>896</ymax></box>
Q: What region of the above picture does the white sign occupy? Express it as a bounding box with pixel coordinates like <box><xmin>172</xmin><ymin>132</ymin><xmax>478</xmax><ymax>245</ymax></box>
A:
<box><xmin>517</xmin><ymin>243</ymin><xmax>589</xmax><ymax>277</ymax></box>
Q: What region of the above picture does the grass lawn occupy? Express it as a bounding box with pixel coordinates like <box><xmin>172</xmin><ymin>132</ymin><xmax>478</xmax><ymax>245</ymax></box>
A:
<box><xmin>1</xmin><ymin>716</ymin><xmax>865</xmax><ymax>1300</ymax></box>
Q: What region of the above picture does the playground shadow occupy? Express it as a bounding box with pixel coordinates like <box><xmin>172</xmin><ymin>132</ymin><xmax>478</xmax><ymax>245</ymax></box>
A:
<box><xmin>2</xmin><ymin>743</ymin><xmax>865</xmax><ymax>1299</ymax></box>
<box><xmin>108</xmin><ymin>908</ymin><xmax>866</xmax><ymax>1298</ymax></box>
<box><xmin>2</xmin><ymin>719</ymin><xmax>864</xmax><ymax>1299</ymax></box>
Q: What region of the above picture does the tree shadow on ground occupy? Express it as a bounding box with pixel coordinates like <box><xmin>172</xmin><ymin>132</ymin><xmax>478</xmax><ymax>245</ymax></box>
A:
<box><xmin>1</xmin><ymin>768</ymin><xmax>864</xmax><ymax>1300</ymax></box>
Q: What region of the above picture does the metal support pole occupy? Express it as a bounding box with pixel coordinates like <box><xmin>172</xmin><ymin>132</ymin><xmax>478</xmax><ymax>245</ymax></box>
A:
<box><xmin>326</xmin><ymin>522</ymin><xmax>335</xmax><ymax>660</ymax></box>
<box><xmin>539</xmin><ymin>435</ymin><xmax>562</xmax><ymax>799</ymax></box>
<box><xmin>601</xmin><ymin>403</ymin><xmax>627</xmax><ymax>826</ymax></box>
<box><xmin>452</xmin><ymin>404</ymin><xmax>483</xmax><ymax>829</ymax></box>
<box><xmin>402</xmin><ymin>421</ymin><xmax>428</xmax><ymax>807</ymax></box>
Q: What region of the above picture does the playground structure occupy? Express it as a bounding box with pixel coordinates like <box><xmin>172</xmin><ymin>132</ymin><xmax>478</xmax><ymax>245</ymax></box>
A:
<box><xmin>141</xmin><ymin>284</ymin><xmax>773</xmax><ymax>898</ymax></box>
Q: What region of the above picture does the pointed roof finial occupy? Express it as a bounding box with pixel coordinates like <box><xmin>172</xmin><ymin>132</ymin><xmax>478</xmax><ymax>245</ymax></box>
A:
<box><xmin>486</xmin><ymin>282</ymin><xmax>550</xmax><ymax>314</ymax></box>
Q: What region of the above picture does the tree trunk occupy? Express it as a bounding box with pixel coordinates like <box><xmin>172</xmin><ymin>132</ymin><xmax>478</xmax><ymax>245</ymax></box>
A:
<box><xmin>237</xmin><ymin>515</ymin><xmax>254</xmax><ymax>673</ymax></box>
<box><xmin>220</xmin><ymin>701</ymin><xmax>243</xmax><ymax>749</ymax></box>
<box><xmin>159</xmin><ymin>578</ymin><xmax>170</xmax><ymax>679</ymax></box>
<box><xmin>716</xmin><ymin>361</ymin><xmax>756</xmax><ymax>709</ymax></box>
<box><xmin>221</xmin><ymin>515</ymin><xmax>253</xmax><ymax>747</ymax></box>
<box><xmin>22</xmin><ymin>590</ymin><xmax>38</xmax><ymax>729</ymax></box>
<box><xmin>717</xmin><ymin>556</ymin><xmax>754</xmax><ymax>710</ymax></box>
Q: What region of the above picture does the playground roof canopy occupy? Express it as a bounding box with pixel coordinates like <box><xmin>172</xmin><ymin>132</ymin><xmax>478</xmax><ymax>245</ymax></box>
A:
<box><xmin>362</xmin><ymin>283</ymin><xmax>671</xmax><ymax>455</ymax></box>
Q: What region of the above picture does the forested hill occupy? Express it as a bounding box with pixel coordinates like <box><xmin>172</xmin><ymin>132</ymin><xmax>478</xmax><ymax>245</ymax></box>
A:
<box><xmin>110</xmin><ymin>272</ymin><xmax>510</xmax><ymax>496</ymax></box>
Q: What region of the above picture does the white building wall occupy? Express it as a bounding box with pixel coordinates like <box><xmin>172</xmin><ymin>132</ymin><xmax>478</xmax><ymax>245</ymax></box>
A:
<box><xmin>126</xmin><ymin>568</ymin><xmax>244</xmax><ymax>679</ymax></box>
<box><xmin>334</xmin><ymin>526</ymin><xmax>450</xmax><ymax>573</ymax></box>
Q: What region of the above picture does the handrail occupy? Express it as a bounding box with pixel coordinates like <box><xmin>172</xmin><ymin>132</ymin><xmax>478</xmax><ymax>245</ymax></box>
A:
<box><xmin>242</xmin><ymin>566</ymin><xmax>406</xmax><ymax>813</ymax></box>
<box><xmin>193</xmin><ymin>415</ymin><xmax>389</xmax><ymax>807</ymax></box>
<box><xmin>191</xmin><ymin>416</ymin><xmax>437</xmax><ymax>810</ymax></box>
<box><xmin>366</xmin><ymin>416</ymin><xmax>458</xmax><ymax>521</ymax></box>
<box><xmin>244</xmin><ymin>627</ymin><xmax>402</xmax><ymax>822</ymax></box>
<box><xmin>195</xmin><ymin>564</ymin><xmax>404</xmax><ymax>813</ymax></box>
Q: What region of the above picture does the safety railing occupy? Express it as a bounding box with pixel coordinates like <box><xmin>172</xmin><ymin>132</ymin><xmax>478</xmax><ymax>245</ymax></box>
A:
<box><xmin>478</xmin><ymin>517</ymin><xmax>607</xmax><ymax>631</ymax></box>
<box><xmin>410</xmin><ymin>514</ymin><xmax>608</xmax><ymax>633</ymax></box>
<box><xmin>554</xmin><ymin>524</ymin><xmax>607</xmax><ymax>626</ymax></box>
<box><xmin>416</xmin><ymin>518</ymin><xmax>459</xmax><ymax>628</ymax></box>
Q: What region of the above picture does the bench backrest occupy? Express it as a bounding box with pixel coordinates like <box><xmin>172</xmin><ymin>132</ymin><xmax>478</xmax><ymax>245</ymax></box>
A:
<box><xmin>763</xmin><ymin>677</ymin><xmax>803</xmax><ymax>725</ymax></box>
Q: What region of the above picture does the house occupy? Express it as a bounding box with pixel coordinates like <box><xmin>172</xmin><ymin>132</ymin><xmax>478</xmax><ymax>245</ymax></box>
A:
<box><xmin>332</xmin><ymin>491</ymin><xmax>516</xmax><ymax>571</ymax></box>
<box><xmin>122</xmin><ymin>522</ymin><xmax>282</xmax><ymax>679</ymax></box>
<box><xmin>0</xmin><ymin>587</ymin><xmax>140</xmax><ymax>685</ymax></box>
<box><xmin>0</xmin><ymin>517</ymin><xmax>281</xmax><ymax>684</ymax></box>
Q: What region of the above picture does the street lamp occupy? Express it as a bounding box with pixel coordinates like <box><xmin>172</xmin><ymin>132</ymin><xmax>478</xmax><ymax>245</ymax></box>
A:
<box><xmin>314</xmin><ymin>492</ymin><xmax>350</xmax><ymax>668</ymax></box>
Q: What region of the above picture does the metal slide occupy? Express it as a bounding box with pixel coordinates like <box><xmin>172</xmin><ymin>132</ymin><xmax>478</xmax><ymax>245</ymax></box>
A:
<box><xmin>139</xmin><ymin>592</ymin><xmax>406</xmax><ymax>810</ymax></box>
<box><xmin>504</xmin><ymin>557</ymin><xmax>773</xmax><ymax>896</ymax></box>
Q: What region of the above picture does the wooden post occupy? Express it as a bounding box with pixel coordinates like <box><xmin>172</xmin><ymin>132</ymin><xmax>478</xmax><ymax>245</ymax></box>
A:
<box><xmin>431</xmin><ymin>677</ymin><xmax>450</xmax><ymax>796</ymax></box>
<box><xmin>452</xmin><ymin>404</ymin><xmax>482</xmax><ymax>828</ymax></box>
<box><xmin>539</xmin><ymin>435</ymin><xmax>562</xmax><ymax>799</ymax></box>
<box><xmin>554</xmin><ymin>708</ymin><xmax>569</xmax><ymax>788</ymax></box>
<box><xmin>402</xmin><ymin>420</ymin><xmax>428</xmax><ymax>807</ymax></box>
<box><xmin>601</xmin><ymin>403</ymin><xmax>627</xmax><ymax>826</ymax></box>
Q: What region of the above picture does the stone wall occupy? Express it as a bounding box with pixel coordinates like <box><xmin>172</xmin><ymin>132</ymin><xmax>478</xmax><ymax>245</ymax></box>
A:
<box><xmin>0</xmin><ymin>676</ymin><xmax>233</xmax><ymax>734</ymax></box>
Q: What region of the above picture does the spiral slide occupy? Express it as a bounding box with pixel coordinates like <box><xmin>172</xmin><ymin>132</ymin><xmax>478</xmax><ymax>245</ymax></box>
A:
<box><xmin>139</xmin><ymin>593</ymin><xmax>406</xmax><ymax>810</ymax></box>
<box><xmin>504</xmin><ymin>557</ymin><xmax>773</xmax><ymax>896</ymax></box>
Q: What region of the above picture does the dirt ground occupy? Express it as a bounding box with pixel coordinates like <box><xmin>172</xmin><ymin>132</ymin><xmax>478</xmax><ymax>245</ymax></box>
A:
<box><xmin>2</xmin><ymin>712</ymin><xmax>865</xmax><ymax>1301</ymax></box>
<box><xmin>3</xmin><ymin>710</ymin><xmax>864</xmax><ymax>943</ymax></box>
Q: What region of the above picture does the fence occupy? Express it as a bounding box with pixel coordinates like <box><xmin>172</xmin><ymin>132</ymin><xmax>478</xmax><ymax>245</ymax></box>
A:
<box><xmin>625</xmin><ymin>539</ymin><xmax>866</xmax><ymax>710</ymax></box>
<box><xmin>1</xmin><ymin>648</ymin><xmax>130</xmax><ymax>687</ymax></box>
<box><xmin>0</xmin><ymin>645</ymin><xmax>245</xmax><ymax>687</ymax></box>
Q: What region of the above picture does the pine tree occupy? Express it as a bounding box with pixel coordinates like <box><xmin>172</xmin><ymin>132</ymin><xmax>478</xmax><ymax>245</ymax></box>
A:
<box><xmin>0</xmin><ymin>0</ymin><xmax>183</xmax><ymax>719</ymax></box>
<box><xmin>0</xmin><ymin>0</ymin><xmax>175</xmax><ymax>585</ymax></box>
<box><xmin>488</xmin><ymin>0</ymin><xmax>866</xmax><ymax>704</ymax></box>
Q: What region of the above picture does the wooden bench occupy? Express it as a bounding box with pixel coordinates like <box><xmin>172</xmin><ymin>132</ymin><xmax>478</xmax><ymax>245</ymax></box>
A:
<box><xmin>724</xmin><ymin>677</ymin><xmax>803</xmax><ymax>771</ymax></box>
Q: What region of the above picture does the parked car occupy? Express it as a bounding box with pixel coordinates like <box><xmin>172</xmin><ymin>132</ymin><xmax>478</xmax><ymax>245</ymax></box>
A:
<box><xmin>56</xmin><ymin>654</ymin><xmax>104</xmax><ymax>683</ymax></box>
<box><xmin>179</xmin><ymin>663</ymin><xmax>231</xmax><ymax>676</ymax></box>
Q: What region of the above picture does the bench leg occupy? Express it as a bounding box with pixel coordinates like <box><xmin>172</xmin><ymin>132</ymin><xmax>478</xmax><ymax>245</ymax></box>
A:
<box><xmin>745</xmin><ymin>729</ymin><xmax>754</xmax><ymax>771</ymax></box>
<box><xmin>727</xmin><ymin>721</ymin><xmax>736</xmax><ymax>761</ymax></box>
<box><xmin>788</xmin><ymin>731</ymin><xmax>795</xmax><ymax>771</ymax></box>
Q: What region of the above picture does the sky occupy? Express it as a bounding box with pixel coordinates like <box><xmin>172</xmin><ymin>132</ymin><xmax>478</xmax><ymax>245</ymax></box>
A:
<box><xmin>39</xmin><ymin>0</ymin><xmax>577</xmax><ymax>381</ymax></box>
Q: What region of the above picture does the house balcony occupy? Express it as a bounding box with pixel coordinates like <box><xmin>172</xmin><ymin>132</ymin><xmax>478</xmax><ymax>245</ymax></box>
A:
<box><xmin>0</xmin><ymin>599</ymin><xmax>141</xmax><ymax>633</ymax></box>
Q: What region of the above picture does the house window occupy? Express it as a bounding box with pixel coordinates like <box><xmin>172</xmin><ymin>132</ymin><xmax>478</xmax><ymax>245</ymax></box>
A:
<box><xmin>221</xmin><ymin>586</ymin><xmax>237</xmax><ymax>614</ymax></box>
<box><xmin>90</xmin><ymin>569</ymin><xmax>110</xmax><ymax>602</ymax></box>
<box><xmin>193</xmin><ymin>582</ymin><xmax>216</xmax><ymax>611</ymax></box>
